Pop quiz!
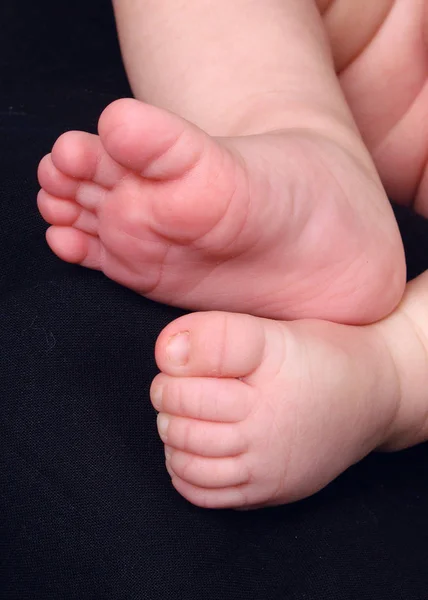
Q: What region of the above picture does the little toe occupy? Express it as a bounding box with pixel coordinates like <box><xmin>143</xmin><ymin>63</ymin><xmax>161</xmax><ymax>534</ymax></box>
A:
<box><xmin>46</xmin><ymin>226</ymin><xmax>104</xmax><ymax>269</ymax></box>
<box><xmin>155</xmin><ymin>312</ymin><xmax>267</xmax><ymax>378</ymax></box>
<box><xmin>167</xmin><ymin>473</ymin><xmax>250</xmax><ymax>510</ymax></box>
<box><xmin>157</xmin><ymin>413</ymin><xmax>247</xmax><ymax>458</ymax></box>
<box><xmin>167</xmin><ymin>449</ymin><xmax>249</xmax><ymax>489</ymax></box>
<box><xmin>150</xmin><ymin>375</ymin><xmax>255</xmax><ymax>423</ymax></box>
<box><xmin>166</xmin><ymin>464</ymin><xmax>278</xmax><ymax>510</ymax></box>
<box><xmin>51</xmin><ymin>130</ymin><xmax>128</xmax><ymax>188</ymax></box>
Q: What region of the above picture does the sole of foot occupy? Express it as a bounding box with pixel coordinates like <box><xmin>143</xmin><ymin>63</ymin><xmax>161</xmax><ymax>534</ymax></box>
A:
<box><xmin>38</xmin><ymin>98</ymin><xmax>405</xmax><ymax>324</ymax></box>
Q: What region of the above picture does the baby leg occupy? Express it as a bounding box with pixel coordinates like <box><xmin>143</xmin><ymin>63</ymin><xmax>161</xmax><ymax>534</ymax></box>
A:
<box><xmin>38</xmin><ymin>0</ymin><xmax>405</xmax><ymax>323</ymax></box>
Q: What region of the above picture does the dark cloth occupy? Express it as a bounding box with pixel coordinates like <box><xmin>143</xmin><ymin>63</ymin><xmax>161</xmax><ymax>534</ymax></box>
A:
<box><xmin>1</xmin><ymin>2</ymin><xmax>428</xmax><ymax>598</ymax></box>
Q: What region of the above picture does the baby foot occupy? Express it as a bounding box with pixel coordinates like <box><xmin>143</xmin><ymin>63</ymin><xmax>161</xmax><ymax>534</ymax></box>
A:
<box><xmin>150</xmin><ymin>273</ymin><xmax>428</xmax><ymax>509</ymax></box>
<box><xmin>320</xmin><ymin>0</ymin><xmax>428</xmax><ymax>212</ymax></box>
<box><xmin>38</xmin><ymin>98</ymin><xmax>404</xmax><ymax>324</ymax></box>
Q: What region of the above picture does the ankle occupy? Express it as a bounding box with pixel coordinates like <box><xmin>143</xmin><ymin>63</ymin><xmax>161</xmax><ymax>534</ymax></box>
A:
<box><xmin>221</xmin><ymin>96</ymin><xmax>328</xmax><ymax>137</ymax></box>
<box><xmin>222</xmin><ymin>98</ymin><xmax>376</xmax><ymax>178</ymax></box>
<box><xmin>349</xmin><ymin>325</ymin><xmax>403</xmax><ymax>454</ymax></box>
<box><xmin>114</xmin><ymin>0</ymin><xmax>359</xmax><ymax>139</ymax></box>
<box><xmin>375</xmin><ymin>305</ymin><xmax>428</xmax><ymax>451</ymax></box>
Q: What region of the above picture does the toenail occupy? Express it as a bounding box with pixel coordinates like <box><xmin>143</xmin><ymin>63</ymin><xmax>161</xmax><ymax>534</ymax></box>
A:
<box><xmin>166</xmin><ymin>332</ymin><xmax>190</xmax><ymax>366</ymax></box>
<box><xmin>157</xmin><ymin>414</ymin><xmax>170</xmax><ymax>440</ymax></box>
<box><xmin>151</xmin><ymin>386</ymin><xmax>163</xmax><ymax>411</ymax></box>
<box><xmin>165</xmin><ymin>446</ymin><xmax>172</xmax><ymax>461</ymax></box>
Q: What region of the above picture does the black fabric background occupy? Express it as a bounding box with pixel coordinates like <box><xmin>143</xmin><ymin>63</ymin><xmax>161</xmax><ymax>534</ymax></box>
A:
<box><xmin>1</xmin><ymin>1</ymin><xmax>428</xmax><ymax>598</ymax></box>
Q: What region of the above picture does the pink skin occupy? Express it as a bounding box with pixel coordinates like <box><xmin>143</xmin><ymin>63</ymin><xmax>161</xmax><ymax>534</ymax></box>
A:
<box><xmin>35</xmin><ymin>0</ymin><xmax>428</xmax><ymax>511</ymax></box>
<box><xmin>34</xmin><ymin>0</ymin><xmax>428</xmax><ymax>511</ymax></box>
<box><xmin>325</xmin><ymin>0</ymin><xmax>428</xmax><ymax>211</ymax></box>
<box><xmin>38</xmin><ymin>98</ymin><xmax>404</xmax><ymax>325</ymax></box>
<box><xmin>149</xmin><ymin>273</ymin><xmax>428</xmax><ymax>509</ymax></box>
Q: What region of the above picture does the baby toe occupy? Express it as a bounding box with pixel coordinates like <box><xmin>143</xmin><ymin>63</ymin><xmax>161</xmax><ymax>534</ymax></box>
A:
<box><xmin>155</xmin><ymin>311</ymin><xmax>267</xmax><ymax>378</ymax></box>
<box><xmin>46</xmin><ymin>227</ymin><xmax>104</xmax><ymax>269</ymax></box>
<box><xmin>38</xmin><ymin>153</ymin><xmax>80</xmax><ymax>200</ymax></box>
<box><xmin>51</xmin><ymin>131</ymin><xmax>127</xmax><ymax>188</ymax></box>
<box><xmin>150</xmin><ymin>375</ymin><xmax>255</xmax><ymax>423</ymax></box>
<box><xmin>157</xmin><ymin>413</ymin><xmax>247</xmax><ymax>457</ymax></box>
<box><xmin>37</xmin><ymin>190</ymin><xmax>81</xmax><ymax>226</ymax></box>
<box><xmin>166</xmin><ymin>449</ymin><xmax>250</xmax><ymax>489</ymax></box>
<box><xmin>51</xmin><ymin>131</ymin><xmax>100</xmax><ymax>180</ymax></box>
<box><xmin>98</xmin><ymin>98</ymin><xmax>205</xmax><ymax>180</ymax></box>
<box><xmin>167</xmin><ymin>474</ymin><xmax>251</xmax><ymax>510</ymax></box>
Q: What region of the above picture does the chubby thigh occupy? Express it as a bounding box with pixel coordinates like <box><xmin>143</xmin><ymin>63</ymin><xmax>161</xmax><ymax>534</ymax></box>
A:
<box><xmin>315</xmin><ymin>0</ymin><xmax>396</xmax><ymax>71</ymax></box>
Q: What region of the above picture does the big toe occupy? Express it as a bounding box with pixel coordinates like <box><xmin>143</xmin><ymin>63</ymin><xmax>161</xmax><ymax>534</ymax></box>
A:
<box><xmin>155</xmin><ymin>311</ymin><xmax>268</xmax><ymax>379</ymax></box>
<box><xmin>98</xmin><ymin>98</ymin><xmax>209</xmax><ymax>180</ymax></box>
